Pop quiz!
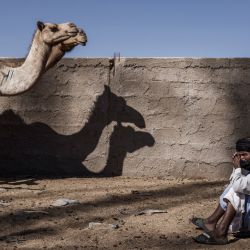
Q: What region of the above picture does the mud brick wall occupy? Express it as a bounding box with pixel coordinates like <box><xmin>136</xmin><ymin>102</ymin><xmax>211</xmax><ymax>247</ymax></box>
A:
<box><xmin>0</xmin><ymin>58</ymin><xmax>250</xmax><ymax>180</ymax></box>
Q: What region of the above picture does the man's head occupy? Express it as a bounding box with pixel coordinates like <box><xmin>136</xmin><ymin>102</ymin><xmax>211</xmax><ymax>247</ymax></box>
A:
<box><xmin>236</xmin><ymin>137</ymin><xmax>250</xmax><ymax>169</ymax></box>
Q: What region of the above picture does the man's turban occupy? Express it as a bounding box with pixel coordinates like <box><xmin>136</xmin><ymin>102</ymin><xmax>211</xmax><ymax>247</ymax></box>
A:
<box><xmin>236</xmin><ymin>137</ymin><xmax>250</xmax><ymax>152</ymax></box>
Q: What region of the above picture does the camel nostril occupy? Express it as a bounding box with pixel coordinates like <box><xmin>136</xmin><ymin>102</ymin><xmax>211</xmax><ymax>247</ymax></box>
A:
<box><xmin>68</xmin><ymin>23</ymin><xmax>76</xmax><ymax>27</ymax></box>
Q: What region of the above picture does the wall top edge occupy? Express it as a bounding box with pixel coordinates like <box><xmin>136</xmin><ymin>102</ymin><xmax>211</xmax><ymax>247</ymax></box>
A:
<box><xmin>1</xmin><ymin>57</ymin><xmax>250</xmax><ymax>60</ymax></box>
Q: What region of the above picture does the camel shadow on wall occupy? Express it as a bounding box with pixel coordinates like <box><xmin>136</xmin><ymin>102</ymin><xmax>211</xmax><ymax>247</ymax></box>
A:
<box><xmin>0</xmin><ymin>86</ymin><xmax>155</xmax><ymax>179</ymax></box>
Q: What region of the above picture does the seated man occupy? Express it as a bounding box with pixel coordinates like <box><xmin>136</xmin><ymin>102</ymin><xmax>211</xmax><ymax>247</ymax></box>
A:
<box><xmin>191</xmin><ymin>137</ymin><xmax>250</xmax><ymax>245</ymax></box>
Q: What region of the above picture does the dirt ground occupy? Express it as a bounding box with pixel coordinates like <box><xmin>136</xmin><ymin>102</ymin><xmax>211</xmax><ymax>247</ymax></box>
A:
<box><xmin>0</xmin><ymin>177</ymin><xmax>249</xmax><ymax>250</ymax></box>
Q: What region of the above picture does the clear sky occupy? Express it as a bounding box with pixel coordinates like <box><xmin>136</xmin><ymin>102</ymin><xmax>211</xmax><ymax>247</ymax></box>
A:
<box><xmin>0</xmin><ymin>0</ymin><xmax>250</xmax><ymax>58</ymax></box>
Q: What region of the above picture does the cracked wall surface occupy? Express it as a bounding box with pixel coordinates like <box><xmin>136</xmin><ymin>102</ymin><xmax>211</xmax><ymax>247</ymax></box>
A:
<box><xmin>0</xmin><ymin>58</ymin><xmax>249</xmax><ymax>180</ymax></box>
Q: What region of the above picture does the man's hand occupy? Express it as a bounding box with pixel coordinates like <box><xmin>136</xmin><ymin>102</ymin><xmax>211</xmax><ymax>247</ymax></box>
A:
<box><xmin>232</xmin><ymin>152</ymin><xmax>241</xmax><ymax>169</ymax></box>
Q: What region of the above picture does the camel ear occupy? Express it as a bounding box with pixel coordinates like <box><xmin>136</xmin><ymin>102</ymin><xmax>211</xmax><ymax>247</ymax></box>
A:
<box><xmin>37</xmin><ymin>21</ymin><xmax>45</xmax><ymax>31</ymax></box>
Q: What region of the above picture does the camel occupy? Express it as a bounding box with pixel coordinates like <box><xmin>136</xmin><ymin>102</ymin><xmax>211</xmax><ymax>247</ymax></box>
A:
<box><xmin>0</xmin><ymin>21</ymin><xmax>86</xmax><ymax>96</ymax></box>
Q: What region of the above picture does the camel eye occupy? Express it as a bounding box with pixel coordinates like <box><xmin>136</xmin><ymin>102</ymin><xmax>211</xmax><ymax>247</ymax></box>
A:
<box><xmin>50</xmin><ymin>27</ymin><xmax>59</xmax><ymax>32</ymax></box>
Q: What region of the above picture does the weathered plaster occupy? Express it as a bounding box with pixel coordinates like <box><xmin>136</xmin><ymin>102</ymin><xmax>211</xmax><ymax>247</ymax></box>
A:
<box><xmin>0</xmin><ymin>58</ymin><xmax>249</xmax><ymax>180</ymax></box>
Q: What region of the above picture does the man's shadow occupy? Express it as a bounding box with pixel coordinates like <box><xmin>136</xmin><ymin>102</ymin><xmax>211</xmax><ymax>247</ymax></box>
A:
<box><xmin>0</xmin><ymin>86</ymin><xmax>155</xmax><ymax>179</ymax></box>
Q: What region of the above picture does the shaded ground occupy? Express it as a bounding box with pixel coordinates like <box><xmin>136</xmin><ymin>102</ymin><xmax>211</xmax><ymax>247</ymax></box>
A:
<box><xmin>0</xmin><ymin>177</ymin><xmax>249</xmax><ymax>249</ymax></box>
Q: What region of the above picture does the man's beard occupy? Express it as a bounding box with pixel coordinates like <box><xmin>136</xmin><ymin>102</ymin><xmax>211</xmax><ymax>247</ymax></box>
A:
<box><xmin>240</xmin><ymin>159</ymin><xmax>250</xmax><ymax>170</ymax></box>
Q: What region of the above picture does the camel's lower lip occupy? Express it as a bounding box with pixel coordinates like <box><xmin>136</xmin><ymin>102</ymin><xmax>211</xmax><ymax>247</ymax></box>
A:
<box><xmin>79</xmin><ymin>41</ymin><xmax>87</xmax><ymax>46</ymax></box>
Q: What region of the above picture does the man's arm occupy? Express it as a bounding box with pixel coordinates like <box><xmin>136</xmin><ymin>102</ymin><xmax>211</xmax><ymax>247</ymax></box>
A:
<box><xmin>231</xmin><ymin>154</ymin><xmax>250</xmax><ymax>194</ymax></box>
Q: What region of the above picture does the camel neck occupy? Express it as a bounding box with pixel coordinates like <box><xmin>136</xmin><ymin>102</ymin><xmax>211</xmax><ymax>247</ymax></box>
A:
<box><xmin>21</xmin><ymin>31</ymin><xmax>50</xmax><ymax>76</ymax></box>
<box><xmin>0</xmin><ymin>31</ymin><xmax>51</xmax><ymax>95</ymax></box>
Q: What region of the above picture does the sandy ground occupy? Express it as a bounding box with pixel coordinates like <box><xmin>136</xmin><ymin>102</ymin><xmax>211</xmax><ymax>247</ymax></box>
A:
<box><xmin>0</xmin><ymin>177</ymin><xmax>249</xmax><ymax>250</ymax></box>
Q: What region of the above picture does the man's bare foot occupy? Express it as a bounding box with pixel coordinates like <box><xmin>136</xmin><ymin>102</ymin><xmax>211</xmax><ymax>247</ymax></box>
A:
<box><xmin>203</xmin><ymin>218</ymin><xmax>217</xmax><ymax>231</ymax></box>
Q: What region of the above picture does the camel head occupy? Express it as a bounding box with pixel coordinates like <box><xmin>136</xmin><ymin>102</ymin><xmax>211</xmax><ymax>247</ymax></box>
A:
<box><xmin>44</xmin><ymin>28</ymin><xmax>87</xmax><ymax>71</ymax></box>
<box><xmin>37</xmin><ymin>21</ymin><xmax>79</xmax><ymax>45</ymax></box>
<box><xmin>60</xmin><ymin>29</ymin><xmax>87</xmax><ymax>52</ymax></box>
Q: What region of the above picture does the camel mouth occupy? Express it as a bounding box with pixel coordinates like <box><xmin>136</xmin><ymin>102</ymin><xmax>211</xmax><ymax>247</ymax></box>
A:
<box><xmin>77</xmin><ymin>36</ymin><xmax>88</xmax><ymax>46</ymax></box>
<box><xmin>68</xmin><ymin>31</ymin><xmax>78</xmax><ymax>37</ymax></box>
<box><xmin>79</xmin><ymin>41</ymin><xmax>87</xmax><ymax>46</ymax></box>
<box><xmin>52</xmin><ymin>35</ymin><xmax>71</xmax><ymax>44</ymax></box>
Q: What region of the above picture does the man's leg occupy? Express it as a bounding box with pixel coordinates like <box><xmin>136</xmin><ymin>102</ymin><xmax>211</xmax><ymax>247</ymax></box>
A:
<box><xmin>214</xmin><ymin>201</ymin><xmax>236</xmax><ymax>239</ymax></box>
<box><xmin>192</xmin><ymin>185</ymin><xmax>230</xmax><ymax>231</ymax></box>
<box><xmin>193</xmin><ymin>201</ymin><xmax>236</xmax><ymax>244</ymax></box>
<box><xmin>205</xmin><ymin>185</ymin><xmax>242</xmax><ymax>234</ymax></box>
<box><xmin>203</xmin><ymin>204</ymin><xmax>225</xmax><ymax>231</ymax></box>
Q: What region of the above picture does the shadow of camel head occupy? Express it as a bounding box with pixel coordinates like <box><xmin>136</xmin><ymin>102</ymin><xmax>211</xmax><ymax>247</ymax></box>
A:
<box><xmin>111</xmin><ymin>123</ymin><xmax>155</xmax><ymax>152</ymax></box>
<box><xmin>102</xmin><ymin>85</ymin><xmax>145</xmax><ymax>128</ymax></box>
<box><xmin>92</xmin><ymin>123</ymin><xmax>155</xmax><ymax>177</ymax></box>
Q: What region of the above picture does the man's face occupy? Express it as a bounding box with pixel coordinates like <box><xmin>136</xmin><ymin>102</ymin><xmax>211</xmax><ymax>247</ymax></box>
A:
<box><xmin>236</xmin><ymin>151</ymin><xmax>250</xmax><ymax>170</ymax></box>
<box><xmin>237</xmin><ymin>151</ymin><xmax>250</xmax><ymax>160</ymax></box>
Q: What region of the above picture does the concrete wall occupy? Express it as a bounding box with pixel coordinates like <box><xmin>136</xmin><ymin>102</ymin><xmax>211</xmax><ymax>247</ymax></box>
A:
<box><xmin>0</xmin><ymin>58</ymin><xmax>250</xmax><ymax>180</ymax></box>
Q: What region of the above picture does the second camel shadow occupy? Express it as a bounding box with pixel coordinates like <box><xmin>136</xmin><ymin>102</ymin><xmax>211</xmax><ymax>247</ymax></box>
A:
<box><xmin>0</xmin><ymin>86</ymin><xmax>155</xmax><ymax>179</ymax></box>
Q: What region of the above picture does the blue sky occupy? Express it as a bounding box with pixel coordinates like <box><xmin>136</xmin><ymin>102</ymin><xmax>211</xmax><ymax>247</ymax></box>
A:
<box><xmin>0</xmin><ymin>0</ymin><xmax>250</xmax><ymax>58</ymax></box>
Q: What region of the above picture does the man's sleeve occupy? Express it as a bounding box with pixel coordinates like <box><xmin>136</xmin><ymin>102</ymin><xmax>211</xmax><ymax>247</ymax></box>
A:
<box><xmin>231</xmin><ymin>168</ymin><xmax>250</xmax><ymax>194</ymax></box>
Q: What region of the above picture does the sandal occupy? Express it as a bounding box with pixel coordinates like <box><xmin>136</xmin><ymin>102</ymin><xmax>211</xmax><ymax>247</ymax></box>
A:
<box><xmin>190</xmin><ymin>217</ymin><xmax>210</xmax><ymax>233</ymax></box>
<box><xmin>193</xmin><ymin>232</ymin><xmax>228</xmax><ymax>245</ymax></box>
